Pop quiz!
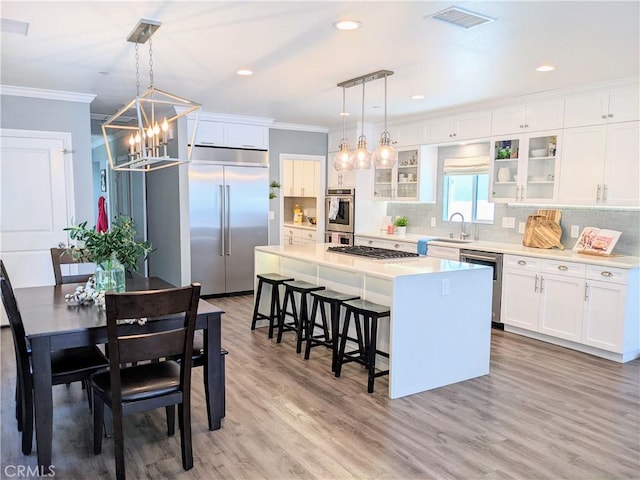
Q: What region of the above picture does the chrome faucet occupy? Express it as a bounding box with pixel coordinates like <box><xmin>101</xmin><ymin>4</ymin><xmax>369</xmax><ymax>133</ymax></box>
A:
<box><xmin>448</xmin><ymin>212</ymin><xmax>468</xmax><ymax>240</ymax></box>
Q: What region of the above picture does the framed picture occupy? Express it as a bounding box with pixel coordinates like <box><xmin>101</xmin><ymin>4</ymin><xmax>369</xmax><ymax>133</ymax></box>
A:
<box><xmin>100</xmin><ymin>169</ymin><xmax>107</xmax><ymax>192</ymax></box>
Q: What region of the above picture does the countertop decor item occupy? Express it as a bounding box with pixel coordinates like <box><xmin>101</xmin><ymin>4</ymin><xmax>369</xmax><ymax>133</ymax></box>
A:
<box><xmin>530</xmin><ymin>148</ymin><xmax>548</xmax><ymax>157</ymax></box>
<box><xmin>64</xmin><ymin>216</ymin><xmax>154</xmax><ymax>292</ymax></box>
<box><xmin>394</xmin><ymin>216</ymin><xmax>409</xmax><ymax>235</ymax></box>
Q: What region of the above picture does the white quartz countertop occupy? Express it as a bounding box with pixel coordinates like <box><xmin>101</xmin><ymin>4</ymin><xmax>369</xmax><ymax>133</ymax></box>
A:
<box><xmin>283</xmin><ymin>221</ymin><xmax>316</xmax><ymax>231</ymax></box>
<box><xmin>355</xmin><ymin>232</ymin><xmax>640</xmax><ymax>269</ymax></box>
<box><xmin>255</xmin><ymin>243</ymin><xmax>485</xmax><ymax>280</ymax></box>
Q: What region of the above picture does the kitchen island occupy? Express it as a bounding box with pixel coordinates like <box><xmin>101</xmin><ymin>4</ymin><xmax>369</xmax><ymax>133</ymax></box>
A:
<box><xmin>254</xmin><ymin>243</ymin><xmax>493</xmax><ymax>399</ymax></box>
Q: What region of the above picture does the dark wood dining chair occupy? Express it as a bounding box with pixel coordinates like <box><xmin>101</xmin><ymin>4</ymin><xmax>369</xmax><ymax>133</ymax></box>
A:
<box><xmin>50</xmin><ymin>247</ymin><xmax>93</xmax><ymax>285</ymax></box>
<box><xmin>0</xmin><ymin>260</ymin><xmax>109</xmax><ymax>455</ymax></box>
<box><xmin>89</xmin><ymin>283</ymin><xmax>201</xmax><ymax>480</ymax></box>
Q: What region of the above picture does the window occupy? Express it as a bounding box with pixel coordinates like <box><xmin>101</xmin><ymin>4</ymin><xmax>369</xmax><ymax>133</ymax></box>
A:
<box><xmin>443</xmin><ymin>173</ymin><xmax>495</xmax><ymax>223</ymax></box>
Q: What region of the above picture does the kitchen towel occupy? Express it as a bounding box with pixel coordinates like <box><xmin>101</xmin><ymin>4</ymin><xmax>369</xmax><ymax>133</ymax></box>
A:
<box><xmin>417</xmin><ymin>239</ymin><xmax>430</xmax><ymax>256</ymax></box>
<box><xmin>328</xmin><ymin>197</ymin><xmax>339</xmax><ymax>220</ymax></box>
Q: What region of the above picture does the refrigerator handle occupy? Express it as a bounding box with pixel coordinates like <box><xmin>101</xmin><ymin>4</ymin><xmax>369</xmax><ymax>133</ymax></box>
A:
<box><xmin>226</xmin><ymin>184</ymin><xmax>231</xmax><ymax>255</ymax></box>
<box><xmin>219</xmin><ymin>185</ymin><xmax>225</xmax><ymax>256</ymax></box>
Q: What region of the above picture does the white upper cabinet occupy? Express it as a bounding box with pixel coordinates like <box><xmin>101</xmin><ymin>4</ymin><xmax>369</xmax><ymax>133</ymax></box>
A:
<box><xmin>389</xmin><ymin>121</ymin><xmax>426</xmax><ymax>147</ymax></box>
<box><xmin>190</xmin><ymin>119</ymin><xmax>225</xmax><ymax>146</ymax></box>
<box><xmin>563</xmin><ymin>83</ymin><xmax>640</xmax><ymax>128</ymax></box>
<box><xmin>187</xmin><ymin>119</ymin><xmax>268</xmax><ymax>149</ymax></box>
<box><xmin>491</xmin><ymin>99</ymin><xmax>564</xmax><ymax>136</ymax></box>
<box><xmin>283</xmin><ymin>158</ymin><xmax>319</xmax><ymax>197</ymax></box>
<box><xmin>424</xmin><ymin>111</ymin><xmax>492</xmax><ymax>144</ymax></box>
<box><xmin>225</xmin><ymin>123</ymin><xmax>268</xmax><ymax>149</ymax></box>
<box><xmin>558</xmin><ymin>121</ymin><xmax>639</xmax><ymax>206</ymax></box>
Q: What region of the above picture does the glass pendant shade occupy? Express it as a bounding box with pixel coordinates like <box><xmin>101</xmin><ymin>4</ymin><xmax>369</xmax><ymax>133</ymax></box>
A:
<box><xmin>350</xmin><ymin>135</ymin><xmax>372</xmax><ymax>170</ymax></box>
<box><xmin>333</xmin><ymin>141</ymin><xmax>354</xmax><ymax>171</ymax></box>
<box><xmin>372</xmin><ymin>131</ymin><xmax>398</xmax><ymax>168</ymax></box>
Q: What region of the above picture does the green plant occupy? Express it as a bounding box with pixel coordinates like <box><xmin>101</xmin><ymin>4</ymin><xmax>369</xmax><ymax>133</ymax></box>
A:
<box><xmin>394</xmin><ymin>216</ymin><xmax>409</xmax><ymax>227</ymax></box>
<box><xmin>269</xmin><ymin>180</ymin><xmax>281</xmax><ymax>200</ymax></box>
<box><xmin>64</xmin><ymin>216</ymin><xmax>154</xmax><ymax>272</ymax></box>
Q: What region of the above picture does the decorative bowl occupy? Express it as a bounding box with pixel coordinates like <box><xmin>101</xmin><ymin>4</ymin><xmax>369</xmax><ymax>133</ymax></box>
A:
<box><xmin>530</xmin><ymin>148</ymin><xmax>548</xmax><ymax>157</ymax></box>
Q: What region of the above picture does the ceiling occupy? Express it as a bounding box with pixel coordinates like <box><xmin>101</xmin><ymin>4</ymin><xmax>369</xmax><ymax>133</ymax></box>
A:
<box><xmin>1</xmin><ymin>1</ymin><xmax>639</xmax><ymax>131</ymax></box>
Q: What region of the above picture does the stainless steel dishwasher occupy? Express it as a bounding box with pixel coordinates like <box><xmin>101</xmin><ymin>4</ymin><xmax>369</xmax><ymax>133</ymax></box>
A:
<box><xmin>459</xmin><ymin>249</ymin><xmax>503</xmax><ymax>329</ymax></box>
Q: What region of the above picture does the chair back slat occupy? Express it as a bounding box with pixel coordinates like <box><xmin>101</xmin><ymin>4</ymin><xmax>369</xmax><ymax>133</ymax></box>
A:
<box><xmin>118</xmin><ymin>329</ymin><xmax>186</xmax><ymax>365</ymax></box>
<box><xmin>50</xmin><ymin>247</ymin><xmax>92</xmax><ymax>285</ymax></box>
<box><xmin>110</xmin><ymin>287</ymin><xmax>199</xmax><ymax>320</ymax></box>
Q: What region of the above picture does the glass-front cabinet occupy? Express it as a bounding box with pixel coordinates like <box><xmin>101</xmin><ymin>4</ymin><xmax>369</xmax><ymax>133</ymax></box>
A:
<box><xmin>490</xmin><ymin>131</ymin><xmax>561</xmax><ymax>203</ymax></box>
<box><xmin>373</xmin><ymin>148</ymin><xmax>436</xmax><ymax>201</ymax></box>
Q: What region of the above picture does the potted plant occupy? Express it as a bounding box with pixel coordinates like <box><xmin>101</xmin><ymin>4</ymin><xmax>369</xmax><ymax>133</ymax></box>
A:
<box><xmin>394</xmin><ymin>216</ymin><xmax>409</xmax><ymax>235</ymax></box>
<box><xmin>64</xmin><ymin>216</ymin><xmax>153</xmax><ymax>292</ymax></box>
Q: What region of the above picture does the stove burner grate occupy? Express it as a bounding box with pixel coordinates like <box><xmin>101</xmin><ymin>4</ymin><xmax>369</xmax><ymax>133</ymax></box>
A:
<box><xmin>327</xmin><ymin>245</ymin><xmax>419</xmax><ymax>260</ymax></box>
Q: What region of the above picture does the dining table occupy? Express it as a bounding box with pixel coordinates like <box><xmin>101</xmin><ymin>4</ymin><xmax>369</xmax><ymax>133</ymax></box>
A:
<box><xmin>14</xmin><ymin>276</ymin><xmax>225</xmax><ymax>470</ymax></box>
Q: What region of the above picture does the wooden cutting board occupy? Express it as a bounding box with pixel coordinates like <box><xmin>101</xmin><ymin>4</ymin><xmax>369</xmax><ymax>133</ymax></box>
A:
<box><xmin>537</xmin><ymin>209</ymin><xmax>562</xmax><ymax>224</ymax></box>
<box><xmin>522</xmin><ymin>215</ymin><xmax>547</xmax><ymax>247</ymax></box>
<box><xmin>531</xmin><ymin>219</ymin><xmax>564</xmax><ymax>250</ymax></box>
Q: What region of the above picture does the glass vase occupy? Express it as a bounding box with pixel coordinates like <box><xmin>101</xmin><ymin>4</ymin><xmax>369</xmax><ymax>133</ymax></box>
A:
<box><xmin>95</xmin><ymin>253</ymin><xmax>126</xmax><ymax>293</ymax></box>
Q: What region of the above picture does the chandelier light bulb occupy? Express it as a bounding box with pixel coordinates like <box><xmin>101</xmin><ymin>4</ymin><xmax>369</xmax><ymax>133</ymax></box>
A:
<box><xmin>373</xmin><ymin>131</ymin><xmax>398</xmax><ymax>168</ymax></box>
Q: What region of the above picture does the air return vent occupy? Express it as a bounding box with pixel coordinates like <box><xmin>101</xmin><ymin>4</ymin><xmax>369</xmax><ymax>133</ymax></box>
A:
<box><xmin>429</xmin><ymin>6</ymin><xmax>495</xmax><ymax>29</ymax></box>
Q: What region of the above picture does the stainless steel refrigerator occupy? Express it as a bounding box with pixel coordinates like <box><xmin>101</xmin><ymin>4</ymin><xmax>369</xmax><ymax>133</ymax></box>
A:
<box><xmin>189</xmin><ymin>147</ymin><xmax>268</xmax><ymax>296</ymax></box>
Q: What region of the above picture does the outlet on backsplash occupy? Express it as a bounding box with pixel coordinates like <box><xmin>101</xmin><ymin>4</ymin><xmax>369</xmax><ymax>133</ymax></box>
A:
<box><xmin>571</xmin><ymin>225</ymin><xmax>580</xmax><ymax>238</ymax></box>
<box><xmin>502</xmin><ymin>217</ymin><xmax>515</xmax><ymax>228</ymax></box>
<box><xmin>430</xmin><ymin>217</ymin><xmax>436</xmax><ymax>227</ymax></box>
<box><xmin>518</xmin><ymin>222</ymin><xmax>526</xmax><ymax>234</ymax></box>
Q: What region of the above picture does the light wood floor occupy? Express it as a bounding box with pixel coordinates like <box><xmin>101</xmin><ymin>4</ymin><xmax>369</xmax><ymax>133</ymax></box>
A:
<box><xmin>1</xmin><ymin>294</ymin><xmax>639</xmax><ymax>479</ymax></box>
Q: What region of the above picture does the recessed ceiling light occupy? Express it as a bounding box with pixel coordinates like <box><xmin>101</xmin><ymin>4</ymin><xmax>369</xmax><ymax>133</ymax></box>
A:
<box><xmin>334</xmin><ymin>20</ymin><xmax>361</xmax><ymax>31</ymax></box>
<box><xmin>236</xmin><ymin>69</ymin><xmax>253</xmax><ymax>76</ymax></box>
<box><xmin>339</xmin><ymin>112</ymin><xmax>350</xmax><ymax>116</ymax></box>
<box><xmin>536</xmin><ymin>65</ymin><xmax>556</xmax><ymax>72</ymax></box>
<box><xmin>411</xmin><ymin>94</ymin><xmax>425</xmax><ymax>100</ymax></box>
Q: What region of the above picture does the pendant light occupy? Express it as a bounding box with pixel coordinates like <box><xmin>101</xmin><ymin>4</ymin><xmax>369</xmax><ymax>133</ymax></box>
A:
<box><xmin>101</xmin><ymin>19</ymin><xmax>201</xmax><ymax>172</ymax></box>
<box><xmin>333</xmin><ymin>86</ymin><xmax>353</xmax><ymax>172</ymax></box>
<box><xmin>349</xmin><ymin>79</ymin><xmax>372</xmax><ymax>170</ymax></box>
<box><xmin>372</xmin><ymin>73</ymin><xmax>398</xmax><ymax>168</ymax></box>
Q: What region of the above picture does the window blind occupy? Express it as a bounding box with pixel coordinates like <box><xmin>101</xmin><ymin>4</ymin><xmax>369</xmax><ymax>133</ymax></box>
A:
<box><xmin>443</xmin><ymin>156</ymin><xmax>490</xmax><ymax>175</ymax></box>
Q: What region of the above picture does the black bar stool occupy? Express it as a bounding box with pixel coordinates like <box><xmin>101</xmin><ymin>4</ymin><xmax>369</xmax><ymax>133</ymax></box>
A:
<box><xmin>304</xmin><ymin>290</ymin><xmax>360</xmax><ymax>372</ymax></box>
<box><xmin>251</xmin><ymin>273</ymin><xmax>295</xmax><ymax>338</ymax></box>
<box><xmin>277</xmin><ymin>280</ymin><xmax>325</xmax><ymax>354</ymax></box>
<box><xmin>335</xmin><ymin>298</ymin><xmax>390</xmax><ymax>393</ymax></box>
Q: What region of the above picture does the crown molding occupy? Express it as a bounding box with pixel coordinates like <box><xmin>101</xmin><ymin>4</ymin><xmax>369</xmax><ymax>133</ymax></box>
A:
<box><xmin>270</xmin><ymin>122</ymin><xmax>328</xmax><ymax>133</ymax></box>
<box><xmin>0</xmin><ymin>85</ymin><xmax>96</xmax><ymax>103</ymax></box>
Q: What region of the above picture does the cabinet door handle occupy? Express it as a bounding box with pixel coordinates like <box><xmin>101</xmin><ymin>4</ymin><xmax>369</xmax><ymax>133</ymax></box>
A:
<box><xmin>601</xmin><ymin>114</ymin><xmax>607</xmax><ymax>119</ymax></box>
<box><xmin>394</xmin><ymin>243</ymin><xmax>400</xmax><ymax>249</ymax></box>
<box><xmin>515</xmin><ymin>186</ymin><xmax>520</xmax><ymax>201</ymax></box>
<box><xmin>608</xmin><ymin>113</ymin><xmax>613</xmax><ymax>118</ymax></box>
<box><xmin>584</xmin><ymin>283</ymin><xmax>589</xmax><ymax>301</ymax></box>
<box><xmin>600</xmin><ymin>271</ymin><xmax>613</xmax><ymax>277</ymax></box>
<box><xmin>596</xmin><ymin>184</ymin><xmax>601</xmax><ymax>202</ymax></box>
<box><xmin>517</xmin><ymin>260</ymin><xmax>527</xmax><ymax>266</ymax></box>
<box><xmin>520</xmin><ymin>186</ymin><xmax>525</xmax><ymax>201</ymax></box>
<box><xmin>368</xmin><ymin>240</ymin><xmax>373</xmax><ymax>245</ymax></box>
<box><xmin>603</xmin><ymin>184</ymin><xmax>608</xmax><ymax>202</ymax></box>
<box><xmin>558</xmin><ymin>265</ymin><xmax>568</xmax><ymax>271</ymax></box>
<box><xmin>519</xmin><ymin>124</ymin><xmax>524</xmax><ymax>129</ymax></box>
<box><xmin>540</xmin><ymin>276</ymin><xmax>544</xmax><ymax>293</ymax></box>
<box><xmin>524</xmin><ymin>124</ymin><xmax>529</xmax><ymax>128</ymax></box>
<box><xmin>534</xmin><ymin>275</ymin><xmax>539</xmax><ymax>292</ymax></box>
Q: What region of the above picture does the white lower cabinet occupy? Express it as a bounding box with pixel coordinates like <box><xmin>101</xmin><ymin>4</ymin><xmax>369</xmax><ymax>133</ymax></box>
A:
<box><xmin>282</xmin><ymin>226</ymin><xmax>317</xmax><ymax>245</ymax></box>
<box><xmin>502</xmin><ymin>255</ymin><xmax>636</xmax><ymax>359</ymax></box>
<box><xmin>581</xmin><ymin>266</ymin><xmax>628</xmax><ymax>352</ymax></box>
<box><xmin>426</xmin><ymin>245</ymin><xmax>461</xmax><ymax>260</ymax></box>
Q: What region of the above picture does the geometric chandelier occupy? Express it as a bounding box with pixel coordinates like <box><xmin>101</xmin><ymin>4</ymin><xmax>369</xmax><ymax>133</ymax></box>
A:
<box><xmin>102</xmin><ymin>19</ymin><xmax>201</xmax><ymax>172</ymax></box>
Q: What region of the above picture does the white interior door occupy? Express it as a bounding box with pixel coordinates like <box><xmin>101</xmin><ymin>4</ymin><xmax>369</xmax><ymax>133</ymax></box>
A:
<box><xmin>0</xmin><ymin>129</ymin><xmax>76</xmax><ymax>289</ymax></box>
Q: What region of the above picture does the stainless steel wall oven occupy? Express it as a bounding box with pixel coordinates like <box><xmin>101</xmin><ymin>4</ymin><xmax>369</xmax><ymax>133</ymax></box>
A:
<box><xmin>325</xmin><ymin>188</ymin><xmax>355</xmax><ymax>235</ymax></box>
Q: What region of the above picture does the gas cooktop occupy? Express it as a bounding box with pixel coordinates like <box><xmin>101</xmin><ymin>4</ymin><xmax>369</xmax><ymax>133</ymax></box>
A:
<box><xmin>327</xmin><ymin>245</ymin><xmax>419</xmax><ymax>260</ymax></box>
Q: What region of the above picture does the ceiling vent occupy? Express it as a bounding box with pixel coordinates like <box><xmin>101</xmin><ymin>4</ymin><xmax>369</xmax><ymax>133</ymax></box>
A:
<box><xmin>429</xmin><ymin>6</ymin><xmax>495</xmax><ymax>29</ymax></box>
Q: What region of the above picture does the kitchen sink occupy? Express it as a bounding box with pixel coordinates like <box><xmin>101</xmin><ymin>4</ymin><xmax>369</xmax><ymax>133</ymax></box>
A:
<box><xmin>433</xmin><ymin>237</ymin><xmax>476</xmax><ymax>244</ymax></box>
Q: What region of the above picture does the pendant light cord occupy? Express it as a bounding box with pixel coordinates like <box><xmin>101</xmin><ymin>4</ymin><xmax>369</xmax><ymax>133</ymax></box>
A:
<box><xmin>384</xmin><ymin>75</ymin><xmax>388</xmax><ymax>133</ymax></box>
<box><xmin>342</xmin><ymin>87</ymin><xmax>346</xmax><ymax>140</ymax></box>
<box><xmin>360</xmin><ymin>80</ymin><xmax>366</xmax><ymax>139</ymax></box>
<box><xmin>148</xmin><ymin>35</ymin><xmax>154</xmax><ymax>88</ymax></box>
<box><xmin>135</xmin><ymin>43</ymin><xmax>140</xmax><ymax>97</ymax></box>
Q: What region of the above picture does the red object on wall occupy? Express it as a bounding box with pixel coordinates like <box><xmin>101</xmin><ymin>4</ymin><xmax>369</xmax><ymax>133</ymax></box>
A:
<box><xmin>97</xmin><ymin>196</ymin><xmax>108</xmax><ymax>233</ymax></box>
